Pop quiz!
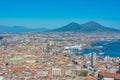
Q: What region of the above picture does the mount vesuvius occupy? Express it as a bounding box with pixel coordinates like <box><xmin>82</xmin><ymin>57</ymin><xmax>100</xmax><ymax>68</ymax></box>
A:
<box><xmin>50</xmin><ymin>21</ymin><xmax>120</xmax><ymax>33</ymax></box>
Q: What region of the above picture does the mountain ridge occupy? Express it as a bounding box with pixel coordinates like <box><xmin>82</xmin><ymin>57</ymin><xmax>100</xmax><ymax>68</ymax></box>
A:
<box><xmin>51</xmin><ymin>21</ymin><xmax>120</xmax><ymax>33</ymax></box>
<box><xmin>0</xmin><ymin>21</ymin><xmax>120</xmax><ymax>33</ymax></box>
<box><xmin>0</xmin><ymin>25</ymin><xmax>49</xmax><ymax>32</ymax></box>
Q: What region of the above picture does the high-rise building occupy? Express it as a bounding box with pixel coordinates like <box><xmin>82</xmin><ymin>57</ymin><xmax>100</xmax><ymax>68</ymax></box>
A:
<box><xmin>119</xmin><ymin>63</ymin><xmax>120</xmax><ymax>73</ymax></box>
<box><xmin>117</xmin><ymin>63</ymin><xmax>120</xmax><ymax>74</ymax></box>
<box><xmin>91</xmin><ymin>52</ymin><xmax>96</xmax><ymax>68</ymax></box>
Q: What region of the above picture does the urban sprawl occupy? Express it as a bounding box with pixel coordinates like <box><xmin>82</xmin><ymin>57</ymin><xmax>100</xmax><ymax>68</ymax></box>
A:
<box><xmin>0</xmin><ymin>32</ymin><xmax>120</xmax><ymax>80</ymax></box>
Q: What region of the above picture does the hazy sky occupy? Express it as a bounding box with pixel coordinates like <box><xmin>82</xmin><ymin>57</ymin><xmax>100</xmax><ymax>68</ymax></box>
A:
<box><xmin>0</xmin><ymin>0</ymin><xmax>120</xmax><ymax>29</ymax></box>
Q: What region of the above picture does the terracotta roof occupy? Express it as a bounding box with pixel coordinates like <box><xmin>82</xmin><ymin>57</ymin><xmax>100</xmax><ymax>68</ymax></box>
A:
<box><xmin>31</xmin><ymin>71</ymin><xmax>38</xmax><ymax>76</ymax></box>
<box><xmin>12</xmin><ymin>66</ymin><xmax>25</xmax><ymax>72</ymax></box>
<box><xmin>99</xmin><ymin>71</ymin><xmax>120</xmax><ymax>79</ymax></box>
<box><xmin>84</xmin><ymin>76</ymin><xmax>97</xmax><ymax>80</ymax></box>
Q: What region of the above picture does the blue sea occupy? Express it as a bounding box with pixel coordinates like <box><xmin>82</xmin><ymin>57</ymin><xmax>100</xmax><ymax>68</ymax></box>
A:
<box><xmin>101</xmin><ymin>41</ymin><xmax>120</xmax><ymax>57</ymax></box>
<box><xmin>77</xmin><ymin>39</ymin><xmax>120</xmax><ymax>57</ymax></box>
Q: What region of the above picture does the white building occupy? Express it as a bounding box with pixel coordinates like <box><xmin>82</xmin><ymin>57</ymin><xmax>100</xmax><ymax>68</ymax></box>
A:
<box><xmin>52</xmin><ymin>68</ymin><xmax>61</xmax><ymax>76</ymax></box>
<box><xmin>0</xmin><ymin>76</ymin><xmax>3</xmax><ymax>80</ymax></box>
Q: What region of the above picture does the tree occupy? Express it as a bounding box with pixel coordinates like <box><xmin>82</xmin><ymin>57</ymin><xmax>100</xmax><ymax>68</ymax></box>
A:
<box><xmin>89</xmin><ymin>72</ymin><xmax>95</xmax><ymax>77</ymax></box>
<box><xmin>79</xmin><ymin>71</ymin><xmax>88</xmax><ymax>77</ymax></box>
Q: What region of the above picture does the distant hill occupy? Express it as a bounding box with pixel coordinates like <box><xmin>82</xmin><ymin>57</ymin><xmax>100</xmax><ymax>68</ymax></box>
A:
<box><xmin>51</xmin><ymin>21</ymin><xmax>120</xmax><ymax>33</ymax></box>
<box><xmin>0</xmin><ymin>21</ymin><xmax>120</xmax><ymax>33</ymax></box>
<box><xmin>0</xmin><ymin>25</ymin><xmax>48</xmax><ymax>32</ymax></box>
<box><xmin>51</xmin><ymin>22</ymin><xmax>82</xmax><ymax>32</ymax></box>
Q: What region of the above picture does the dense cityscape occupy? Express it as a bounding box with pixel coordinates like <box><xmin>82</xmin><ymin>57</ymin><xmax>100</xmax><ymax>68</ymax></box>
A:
<box><xmin>0</xmin><ymin>0</ymin><xmax>120</xmax><ymax>80</ymax></box>
<box><xmin>0</xmin><ymin>32</ymin><xmax>120</xmax><ymax>80</ymax></box>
